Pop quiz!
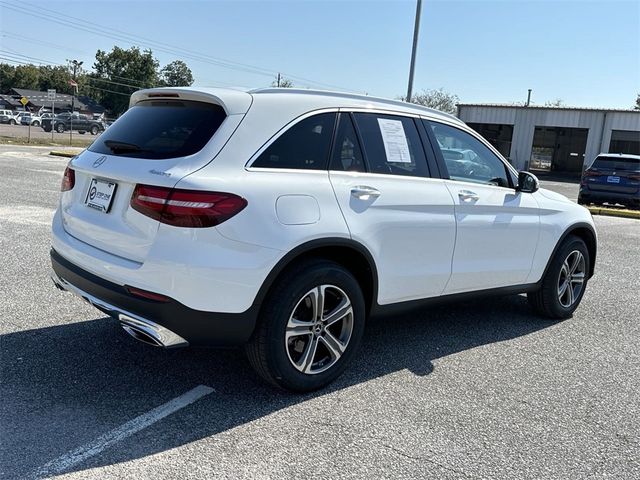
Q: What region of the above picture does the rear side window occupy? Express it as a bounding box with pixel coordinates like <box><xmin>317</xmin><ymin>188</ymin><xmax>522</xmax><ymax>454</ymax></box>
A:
<box><xmin>89</xmin><ymin>100</ymin><xmax>226</xmax><ymax>159</ymax></box>
<box><xmin>253</xmin><ymin>113</ymin><xmax>336</xmax><ymax>170</ymax></box>
<box><xmin>591</xmin><ymin>156</ymin><xmax>640</xmax><ymax>171</ymax></box>
<box><xmin>330</xmin><ymin>114</ymin><xmax>365</xmax><ymax>172</ymax></box>
<box><xmin>353</xmin><ymin>113</ymin><xmax>429</xmax><ymax>177</ymax></box>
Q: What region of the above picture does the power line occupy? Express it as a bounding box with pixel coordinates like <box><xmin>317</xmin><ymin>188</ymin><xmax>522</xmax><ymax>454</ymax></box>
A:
<box><xmin>1</xmin><ymin>0</ymin><xmax>364</xmax><ymax>93</ymax></box>
<box><xmin>1</xmin><ymin>31</ymin><xmax>88</xmax><ymax>55</ymax></box>
<box><xmin>82</xmin><ymin>84</ymin><xmax>132</xmax><ymax>97</ymax></box>
<box><xmin>0</xmin><ymin>51</ymin><xmax>151</xmax><ymax>90</ymax></box>
<box><xmin>0</xmin><ymin>49</ymin><xmax>63</xmax><ymax>66</ymax></box>
<box><xmin>86</xmin><ymin>77</ymin><xmax>150</xmax><ymax>90</ymax></box>
<box><xmin>0</xmin><ymin>56</ymin><xmax>31</xmax><ymax>66</ymax></box>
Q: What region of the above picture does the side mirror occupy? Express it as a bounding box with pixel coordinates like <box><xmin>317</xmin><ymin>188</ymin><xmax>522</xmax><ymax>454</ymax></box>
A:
<box><xmin>516</xmin><ymin>171</ymin><xmax>539</xmax><ymax>193</ymax></box>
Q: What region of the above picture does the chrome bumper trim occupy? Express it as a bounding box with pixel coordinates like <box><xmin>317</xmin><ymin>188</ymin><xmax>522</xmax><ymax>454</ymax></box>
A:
<box><xmin>50</xmin><ymin>270</ymin><xmax>189</xmax><ymax>348</ymax></box>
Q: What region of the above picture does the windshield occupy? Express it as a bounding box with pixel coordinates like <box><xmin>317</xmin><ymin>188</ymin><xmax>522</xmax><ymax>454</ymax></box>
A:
<box><xmin>591</xmin><ymin>156</ymin><xmax>640</xmax><ymax>171</ymax></box>
<box><xmin>88</xmin><ymin>100</ymin><xmax>226</xmax><ymax>160</ymax></box>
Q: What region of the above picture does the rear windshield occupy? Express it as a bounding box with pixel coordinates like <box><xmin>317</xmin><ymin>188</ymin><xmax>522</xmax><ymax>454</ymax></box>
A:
<box><xmin>89</xmin><ymin>100</ymin><xmax>226</xmax><ymax>159</ymax></box>
<box><xmin>591</xmin><ymin>156</ymin><xmax>640</xmax><ymax>171</ymax></box>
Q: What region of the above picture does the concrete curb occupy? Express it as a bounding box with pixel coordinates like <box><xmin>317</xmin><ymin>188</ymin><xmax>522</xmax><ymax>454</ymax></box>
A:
<box><xmin>587</xmin><ymin>206</ymin><xmax>640</xmax><ymax>220</ymax></box>
<box><xmin>49</xmin><ymin>150</ymin><xmax>82</xmax><ymax>158</ymax></box>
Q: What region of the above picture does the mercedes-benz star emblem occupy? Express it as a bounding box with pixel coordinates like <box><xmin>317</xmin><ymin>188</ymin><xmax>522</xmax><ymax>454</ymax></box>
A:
<box><xmin>93</xmin><ymin>156</ymin><xmax>107</xmax><ymax>168</ymax></box>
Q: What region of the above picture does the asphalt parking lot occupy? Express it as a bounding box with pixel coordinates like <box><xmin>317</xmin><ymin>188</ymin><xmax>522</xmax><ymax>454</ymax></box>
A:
<box><xmin>1</xmin><ymin>145</ymin><xmax>638</xmax><ymax>479</ymax></box>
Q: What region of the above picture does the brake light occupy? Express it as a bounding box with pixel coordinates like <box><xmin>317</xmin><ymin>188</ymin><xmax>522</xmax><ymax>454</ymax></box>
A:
<box><xmin>61</xmin><ymin>166</ymin><xmax>75</xmax><ymax>191</ymax></box>
<box><xmin>130</xmin><ymin>184</ymin><xmax>247</xmax><ymax>227</ymax></box>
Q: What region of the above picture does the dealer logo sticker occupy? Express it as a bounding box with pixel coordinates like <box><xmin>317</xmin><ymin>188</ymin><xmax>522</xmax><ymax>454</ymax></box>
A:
<box><xmin>93</xmin><ymin>156</ymin><xmax>107</xmax><ymax>168</ymax></box>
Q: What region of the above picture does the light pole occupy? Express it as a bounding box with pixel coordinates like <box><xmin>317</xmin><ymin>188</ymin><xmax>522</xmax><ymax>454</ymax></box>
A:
<box><xmin>406</xmin><ymin>0</ymin><xmax>422</xmax><ymax>103</ymax></box>
<box><xmin>69</xmin><ymin>60</ymin><xmax>83</xmax><ymax>145</ymax></box>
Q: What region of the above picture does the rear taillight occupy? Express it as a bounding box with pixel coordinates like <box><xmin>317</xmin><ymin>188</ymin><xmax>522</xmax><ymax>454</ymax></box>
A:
<box><xmin>130</xmin><ymin>184</ymin><xmax>247</xmax><ymax>228</ymax></box>
<box><xmin>61</xmin><ymin>167</ymin><xmax>75</xmax><ymax>191</ymax></box>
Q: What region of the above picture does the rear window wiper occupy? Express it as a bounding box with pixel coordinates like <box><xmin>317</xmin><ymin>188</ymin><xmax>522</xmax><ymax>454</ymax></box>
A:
<box><xmin>103</xmin><ymin>140</ymin><xmax>150</xmax><ymax>154</ymax></box>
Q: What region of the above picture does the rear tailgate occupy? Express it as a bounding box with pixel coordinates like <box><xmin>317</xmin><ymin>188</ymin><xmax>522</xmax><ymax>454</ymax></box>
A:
<box><xmin>584</xmin><ymin>156</ymin><xmax>640</xmax><ymax>194</ymax></box>
<box><xmin>60</xmin><ymin>89</ymin><xmax>252</xmax><ymax>263</ymax></box>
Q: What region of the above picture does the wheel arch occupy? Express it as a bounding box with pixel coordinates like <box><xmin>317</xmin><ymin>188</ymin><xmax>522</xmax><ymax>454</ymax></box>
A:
<box><xmin>253</xmin><ymin>238</ymin><xmax>379</xmax><ymax>316</ymax></box>
<box><xmin>544</xmin><ymin>222</ymin><xmax>597</xmax><ymax>280</ymax></box>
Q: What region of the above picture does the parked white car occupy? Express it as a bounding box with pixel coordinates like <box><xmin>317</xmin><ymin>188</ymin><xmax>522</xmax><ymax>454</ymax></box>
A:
<box><xmin>50</xmin><ymin>87</ymin><xmax>597</xmax><ymax>391</ymax></box>
<box><xmin>0</xmin><ymin>109</ymin><xmax>19</xmax><ymax>124</ymax></box>
<box><xmin>19</xmin><ymin>113</ymin><xmax>42</xmax><ymax>126</ymax></box>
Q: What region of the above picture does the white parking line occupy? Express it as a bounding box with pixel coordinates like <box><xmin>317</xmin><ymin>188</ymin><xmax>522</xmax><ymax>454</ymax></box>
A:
<box><xmin>32</xmin><ymin>385</ymin><xmax>214</xmax><ymax>479</ymax></box>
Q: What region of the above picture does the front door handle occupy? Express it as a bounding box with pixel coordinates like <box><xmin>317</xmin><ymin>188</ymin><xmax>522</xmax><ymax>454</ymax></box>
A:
<box><xmin>351</xmin><ymin>186</ymin><xmax>381</xmax><ymax>200</ymax></box>
<box><xmin>458</xmin><ymin>190</ymin><xmax>479</xmax><ymax>201</ymax></box>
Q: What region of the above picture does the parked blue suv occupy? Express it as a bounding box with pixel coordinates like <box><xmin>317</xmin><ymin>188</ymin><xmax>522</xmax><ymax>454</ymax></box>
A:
<box><xmin>578</xmin><ymin>153</ymin><xmax>640</xmax><ymax>209</ymax></box>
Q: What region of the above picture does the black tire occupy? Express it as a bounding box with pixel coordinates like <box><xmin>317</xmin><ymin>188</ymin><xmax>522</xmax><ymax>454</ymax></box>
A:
<box><xmin>245</xmin><ymin>259</ymin><xmax>366</xmax><ymax>392</ymax></box>
<box><xmin>528</xmin><ymin>235</ymin><xmax>590</xmax><ymax>319</ymax></box>
<box><xmin>8</xmin><ymin>119</ymin><xmax>15</xmax><ymax>125</ymax></box>
<box><xmin>78</xmin><ymin>131</ymin><xmax>86</xmax><ymax>135</ymax></box>
<box><xmin>90</xmin><ymin>125</ymin><xmax>99</xmax><ymax>135</ymax></box>
<box><xmin>56</xmin><ymin>123</ymin><xmax>65</xmax><ymax>133</ymax></box>
<box><xmin>577</xmin><ymin>196</ymin><xmax>586</xmax><ymax>205</ymax></box>
<box><xmin>32</xmin><ymin>121</ymin><xmax>40</xmax><ymax>127</ymax></box>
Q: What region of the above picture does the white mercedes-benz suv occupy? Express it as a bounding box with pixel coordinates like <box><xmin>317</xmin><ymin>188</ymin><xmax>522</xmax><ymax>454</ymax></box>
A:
<box><xmin>51</xmin><ymin>87</ymin><xmax>597</xmax><ymax>391</ymax></box>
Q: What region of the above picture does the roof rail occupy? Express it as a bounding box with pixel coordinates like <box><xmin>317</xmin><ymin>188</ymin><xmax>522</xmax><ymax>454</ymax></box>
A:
<box><xmin>249</xmin><ymin>87</ymin><xmax>461</xmax><ymax>123</ymax></box>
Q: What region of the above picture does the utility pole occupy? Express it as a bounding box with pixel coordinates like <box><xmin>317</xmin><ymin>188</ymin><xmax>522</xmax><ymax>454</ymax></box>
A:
<box><xmin>526</xmin><ymin>88</ymin><xmax>532</xmax><ymax>107</ymax></box>
<box><xmin>69</xmin><ymin>59</ymin><xmax>83</xmax><ymax>145</ymax></box>
<box><xmin>277</xmin><ymin>73</ymin><xmax>281</xmax><ymax>88</ymax></box>
<box><xmin>406</xmin><ymin>0</ymin><xmax>422</xmax><ymax>103</ymax></box>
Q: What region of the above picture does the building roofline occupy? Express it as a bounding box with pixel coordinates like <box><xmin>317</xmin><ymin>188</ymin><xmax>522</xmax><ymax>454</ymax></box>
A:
<box><xmin>457</xmin><ymin>103</ymin><xmax>638</xmax><ymax>114</ymax></box>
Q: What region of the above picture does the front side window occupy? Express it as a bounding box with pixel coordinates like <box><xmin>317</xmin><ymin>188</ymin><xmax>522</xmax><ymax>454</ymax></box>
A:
<box><xmin>253</xmin><ymin>113</ymin><xmax>336</xmax><ymax>170</ymax></box>
<box><xmin>427</xmin><ymin>121</ymin><xmax>511</xmax><ymax>187</ymax></box>
<box><xmin>354</xmin><ymin>113</ymin><xmax>429</xmax><ymax>177</ymax></box>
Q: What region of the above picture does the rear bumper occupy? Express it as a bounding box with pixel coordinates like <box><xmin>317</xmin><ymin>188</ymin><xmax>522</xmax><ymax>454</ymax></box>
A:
<box><xmin>51</xmin><ymin>249</ymin><xmax>259</xmax><ymax>347</ymax></box>
<box><xmin>579</xmin><ymin>188</ymin><xmax>639</xmax><ymax>205</ymax></box>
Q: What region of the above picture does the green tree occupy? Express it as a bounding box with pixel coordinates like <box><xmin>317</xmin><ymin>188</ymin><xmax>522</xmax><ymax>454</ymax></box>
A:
<box><xmin>12</xmin><ymin>64</ymin><xmax>40</xmax><ymax>90</ymax></box>
<box><xmin>38</xmin><ymin>65</ymin><xmax>73</xmax><ymax>93</ymax></box>
<box><xmin>635</xmin><ymin>94</ymin><xmax>639</xmax><ymax>110</ymax></box>
<box><xmin>159</xmin><ymin>60</ymin><xmax>194</xmax><ymax>87</ymax></box>
<box><xmin>400</xmin><ymin>88</ymin><xmax>459</xmax><ymax>115</ymax></box>
<box><xmin>0</xmin><ymin>63</ymin><xmax>15</xmax><ymax>93</ymax></box>
<box><xmin>90</xmin><ymin>46</ymin><xmax>159</xmax><ymax>115</ymax></box>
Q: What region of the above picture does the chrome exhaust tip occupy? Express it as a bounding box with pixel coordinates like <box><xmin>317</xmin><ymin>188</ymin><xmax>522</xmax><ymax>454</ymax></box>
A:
<box><xmin>121</xmin><ymin>324</ymin><xmax>163</xmax><ymax>347</ymax></box>
<box><xmin>119</xmin><ymin>314</ymin><xmax>188</xmax><ymax>348</ymax></box>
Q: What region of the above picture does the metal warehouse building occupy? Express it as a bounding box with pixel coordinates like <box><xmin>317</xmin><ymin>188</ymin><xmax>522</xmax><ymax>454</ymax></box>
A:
<box><xmin>457</xmin><ymin>104</ymin><xmax>640</xmax><ymax>175</ymax></box>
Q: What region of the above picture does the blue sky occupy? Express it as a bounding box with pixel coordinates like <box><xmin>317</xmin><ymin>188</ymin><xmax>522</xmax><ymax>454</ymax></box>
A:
<box><xmin>1</xmin><ymin>0</ymin><xmax>638</xmax><ymax>108</ymax></box>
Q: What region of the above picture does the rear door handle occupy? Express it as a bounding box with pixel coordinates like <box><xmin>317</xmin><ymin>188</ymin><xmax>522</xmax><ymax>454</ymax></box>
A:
<box><xmin>458</xmin><ymin>190</ymin><xmax>479</xmax><ymax>201</ymax></box>
<box><xmin>351</xmin><ymin>186</ymin><xmax>381</xmax><ymax>200</ymax></box>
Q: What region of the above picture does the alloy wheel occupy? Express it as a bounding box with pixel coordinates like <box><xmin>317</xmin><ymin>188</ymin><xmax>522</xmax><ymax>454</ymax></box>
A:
<box><xmin>285</xmin><ymin>285</ymin><xmax>354</xmax><ymax>375</ymax></box>
<box><xmin>557</xmin><ymin>250</ymin><xmax>586</xmax><ymax>308</ymax></box>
